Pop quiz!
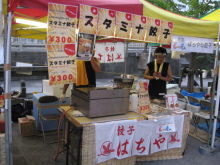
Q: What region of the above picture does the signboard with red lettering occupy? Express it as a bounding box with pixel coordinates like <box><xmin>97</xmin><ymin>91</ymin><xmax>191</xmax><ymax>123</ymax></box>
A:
<box><xmin>159</xmin><ymin>21</ymin><xmax>173</xmax><ymax>45</ymax></box>
<box><xmin>94</xmin><ymin>42</ymin><xmax>125</xmax><ymax>63</ymax></box>
<box><xmin>165</xmin><ymin>94</ymin><xmax>179</xmax><ymax>110</ymax></box>
<box><xmin>115</xmin><ymin>12</ymin><xmax>132</xmax><ymax>39</ymax></box>
<box><xmin>47</xmin><ymin>44</ymin><xmax>76</xmax><ymax>85</ymax></box>
<box><xmin>97</xmin><ymin>8</ymin><xmax>116</xmax><ymax>37</ymax></box>
<box><xmin>79</xmin><ymin>5</ymin><xmax>99</xmax><ymax>34</ymax></box>
<box><xmin>96</xmin><ymin>120</ymin><xmax>136</xmax><ymax>163</ymax></box>
<box><xmin>47</xmin><ymin>3</ymin><xmax>78</xmax><ymax>44</ymax></box>
<box><xmin>137</xmin><ymin>82</ymin><xmax>151</xmax><ymax>114</ymax></box>
<box><xmin>168</xmin><ymin>115</ymin><xmax>184</xmax><ymax>149</ymax></box>
<box><xmin>151</xmin><ymin>133</ymin><xmax>168</xmax><ymax>153</ymax></box>
<box><xmin>95</xmin><ymin>115</ymin><xmax>184</xmax><ymax>163</ymax></box>
<box><xmin>132</xmin><ymin>120</ymin><xmax>153</xmax><ymax>156</ymax></box>
<box><xmin>171</xmin><ymin>35</ymin><xmax>214</xmax><ymax>53</ymax></box>
<box><xmin>131</xmin><ymin>15</ymin><xmax>149</xmax><ymax>41</ymax></box>
<box><xmin>145</xmin><ymin>18</ymin><xmax>162</xmax><ymax>43</ymax></box>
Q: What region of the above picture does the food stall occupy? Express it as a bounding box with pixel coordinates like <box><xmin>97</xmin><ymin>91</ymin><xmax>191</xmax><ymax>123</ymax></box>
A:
<box><xmin>1</xmin><ymin>0</ymin><xmax>219</xmax><ymax>165</ymax></box>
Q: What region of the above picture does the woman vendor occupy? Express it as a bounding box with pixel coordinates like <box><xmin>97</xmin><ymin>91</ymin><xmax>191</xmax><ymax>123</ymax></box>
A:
<box><xmin>144</xmin><ymin>47</ymin><xmax>173</xmax><ymax>102</ymax></box>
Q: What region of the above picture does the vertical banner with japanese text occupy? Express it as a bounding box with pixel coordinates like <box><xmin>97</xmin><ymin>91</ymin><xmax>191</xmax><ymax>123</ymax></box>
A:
<box><xmin>95</xmin><ymin>121</ymin><xmax>117</xmax><ymax>163</ymax></box>
<box><xmin>145</xmin><ymin>18</ymin><xmax>162</xmax><ymax>43</ymax></box>
<box><xmin>47</xmin><ymin>44</ymin><xmax>76</xmax><ymax>85</ymax></box>
<box><xmin>131</xmin><ymin>15</ymin><xmax>148</xmax><ymax>41</ymax></box>
<box><xmin>79</xmin><ymin>5</ymin><xmax>99</xmax><ymax>34</ymax></box>
<box><xmin>47</xmin><ymin>3</ymin><xmax>77</xmax><ymax>85</ymax></box>
<box><xmin>47</xmin><ymin>3</ymin><xmax>78</xmax><ymax>44</ymax></box>
<box><xmin>97</xmin><ymin>8</ymin><xmax>116</xmax><ymax>37</ymax></box>
<box><xmin>167</xmin><ymin>115</ymin><xmax>184</xmax><ymax>149</ymax></box>
<box><xmin>132</xmin><ymin>120</ymin><xmax>153</xmax><ymax>156</ymax></box>
<box><xmin>115</xmin><ymin>12</ymin><xmax>132</xmax><ymax>39</ymax></box>
<box><xmin>159</xmin><ymin>21</ymin><xmax>173</xmax><ymax>45</ymax></box>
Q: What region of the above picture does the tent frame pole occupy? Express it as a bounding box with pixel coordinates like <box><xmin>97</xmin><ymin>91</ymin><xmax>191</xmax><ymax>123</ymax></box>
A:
<box><xmin>4</xmin><ymin>11</ymin><xmax>13</xmax><ymax>165</ymax></box>
<box><xmin>211</xmin><ymin>21</ymin><xmax>220</xmax><ymax>149</ymax></box>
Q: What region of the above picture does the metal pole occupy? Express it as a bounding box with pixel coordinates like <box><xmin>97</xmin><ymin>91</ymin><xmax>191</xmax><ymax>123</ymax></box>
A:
<box><xmin>124</xmin><ymin>41</ymin><xmax>128</xmax><ymax>74</ymax></box>
<box><xmin>4</xmin><ymin>12</ymin><xmax>13</xmax><ymax>165</ymax></box>
<box><xmin>147</xmin><ymin>46</ymin><xmax>152</xmax><ymax>63</ymax></box>
<box><xmin>211</xmin><ymin>64</ymin><xmax>220</xmax><ymax>148</ymax></box>
<box><xmin>211</xmin><ymin>21</ymin><xmax>220</xmax><ymax>149</ymax></box>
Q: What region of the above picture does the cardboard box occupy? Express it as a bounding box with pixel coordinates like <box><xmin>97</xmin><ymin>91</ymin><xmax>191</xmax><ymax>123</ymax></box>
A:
<box><xmin>18</xmin><ymin>115</ymin><xmax>36</xmax><ymax>136</ymax></box>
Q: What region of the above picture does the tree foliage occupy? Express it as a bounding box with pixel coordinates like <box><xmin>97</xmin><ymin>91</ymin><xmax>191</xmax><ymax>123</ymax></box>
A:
<box><xmin>146</xmin><ymin>0</ymin><xmax>220</xmax><ymax>18</ymax></box>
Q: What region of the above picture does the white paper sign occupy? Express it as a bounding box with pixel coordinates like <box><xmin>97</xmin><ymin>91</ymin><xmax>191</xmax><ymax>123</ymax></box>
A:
<box><xmin>96</xmin><ymin>121</ymin><xmax>117</xmax><ymax>163</ymax></box>
<box><xmin>115</xmin><ymin>120</ymin><xmax>136</xmax><ymax>159</ymax></box>
<box><xmin>95</xmin><ymin>42</ymin><xmax>125</xmax><ymax>63</ymax></box>
<box><xmin>165</xmin><ymin>94</ymin><xmax>179</xmax><ymax>110</ymax></box>
<box><xmin>155</xmin><ymin>116</ymin><xmax>176</xmax><ymax>133</ymax></box>
<box><xmin>95</xmin><ymin>120</ymin><xmax>137</xmax><ymax>163</ymax></box>
<box><xmin>151</xmin><ymin>133</ymin><xmax>168</xmax><ymax>153</ymax></box>
<box><xmin>95</xmin><ymin>115</ymin><xmax>184</xmax><ymax>163</ymax></box>
<box><xmin>171</xmin><ymin>35</ymin><xmax>214</xmax><ymax>54</ymax></box>
<box><xmin>132</xmin><ymin>120</ymin><xmax>154</xmax><ymax>156</ymax></box>
<box><xmin>168</xmin><ymin>115</ymin><xmax>184</xmax><ymax>149</ymax></box>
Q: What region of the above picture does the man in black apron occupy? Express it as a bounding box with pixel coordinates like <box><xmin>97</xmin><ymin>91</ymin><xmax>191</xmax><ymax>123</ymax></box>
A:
<box><xmin>144</xmin><ymin>47</ymin><xmax>173</xmax><ymax>102</ymax></box>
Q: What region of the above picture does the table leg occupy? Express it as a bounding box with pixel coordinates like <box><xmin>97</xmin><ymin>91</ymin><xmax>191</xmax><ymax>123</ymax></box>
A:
<box><xmin>66</xmin><ymin>121</ymin><xmax>70</xmax><ymax>165</ymax></box>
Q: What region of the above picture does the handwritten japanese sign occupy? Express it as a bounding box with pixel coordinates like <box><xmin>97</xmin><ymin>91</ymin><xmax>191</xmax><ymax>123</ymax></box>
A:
<box><xmin>97</xmin><ymin>8</ymin><xmax>116</xmax><ymax>37</ymax></box>
<box><xmin>94</xmin><ymin>42</ymin><xmax>125</xmax><ymax>63</ymax></box>
<box><xmin>168</xmin><ymin>115</ymin><xmax>184</xmax><ymax>149</ymax></box>
<box><xmin>47</xmin><ymin>3</ymin><xmax>78</xmax><ymax>44</ymax></box>
<box><xmin>95</xmin><ymin>115</ymin><xmax>184</xmax><ymax>163</ymax></box>
<box><xmin>132</xmin><ymin>120</ymin><xmax>153</xmax><ymax>156</ymax></box>
<box><xmin>131</xmin><ymin>15</ymin><xmax>148</xmax><ymax>41</ymax></box>
<box><xmin>79</xmin><ymin>5</ymin><xmax>98</xmax><ymax>34</ymax></box>
<box><xmin>138</xmin><ymin>82</ymin><xmax>151</xmax><ymax>114</ymax></box>
<box><xmin>115</xmin><ymin>12</ymin><xmax>132</xmax><ymax>39</ymax></box>
<box><xmin>47</xmin><ymin>44</ymin><xmax>77</xmax><ymax>85</ymax></box>
<box><xmin>165</xmin><ymin>94</ymin><xmax>179</xmax><ymax>110</ymax></box>
<box><xmin>171</xmin><ymin>35</ymin><xmax>214</xmax><ymax>53</ymax></box>
<box><xmin>96</xmin><ymin>120</ymin><xmax>136</xmax><ymax>163</ymax></box>
<box><xmin>155</xmin><ymin>116</ymin><xmax>176</xmax><ymax>134</ymax></box>
<box><xmin>151</xmin><ymin>133</ymin><xmax>168</xmax><ymax>153</ymax></box>
<box><xmin>159</xmin><ymin>21</ymin><xmax>173</xmax><ymax>45</ymax></box>
<box><xmin>95</xmin><ymin>121</ymin><xmax>117</xmax><ymax>163</ymax></box>
<box><xmin>145</xmin><ymin>18</ymin><xmax>162</xmax><ymax>43</ymax></box>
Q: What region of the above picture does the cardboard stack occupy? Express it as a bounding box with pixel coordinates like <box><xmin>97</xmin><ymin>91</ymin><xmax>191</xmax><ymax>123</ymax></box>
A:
<box><xmin>18</xmin><ymin>115</ymin><xmax>36</xmax><ymax>136</ymax></box>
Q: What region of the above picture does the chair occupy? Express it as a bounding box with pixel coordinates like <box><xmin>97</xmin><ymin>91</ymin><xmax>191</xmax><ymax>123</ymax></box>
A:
<box><xmin>38</xmin><ymin>95</ymin><xmax>61</xmax><ymax>143</ymax></box>
<box><xmin>194</xmin><ymin>100</ymin><xmax>212</xmax><ymax>129</ymax></box>
<box><xmin>187</xmin><ymin>96</ymin><xmax>201</xmax><ymax>113</ymax></box>
<box><xmin>175</xmin><ymin>92</ymin><xmax>188</xmax><ymax>109</ymax></box>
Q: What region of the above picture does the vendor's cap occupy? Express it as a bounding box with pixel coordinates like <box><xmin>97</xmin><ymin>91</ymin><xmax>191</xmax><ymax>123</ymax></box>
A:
<box><xmin>154</xmin><ymin>47</ymin><xmax>167</xmax><ymax>56</ymax></box>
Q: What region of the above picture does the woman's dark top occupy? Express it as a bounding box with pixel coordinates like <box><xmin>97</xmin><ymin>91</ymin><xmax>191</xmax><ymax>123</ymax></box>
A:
<box><xmin>147</xmin><ymin>61</ymin><xmax>169</xmax><ymax>99</ymax></box>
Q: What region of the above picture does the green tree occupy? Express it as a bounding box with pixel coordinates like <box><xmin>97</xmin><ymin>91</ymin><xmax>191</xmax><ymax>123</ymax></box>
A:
<box><xmin>146</xmin><ymin>0</ymin><xmax>220</xmax><ymax>18</ymax></box>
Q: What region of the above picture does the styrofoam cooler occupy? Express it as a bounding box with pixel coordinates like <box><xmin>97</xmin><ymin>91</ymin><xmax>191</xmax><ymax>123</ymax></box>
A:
<box><xmin>33</xmin><ymin>93</ymin><xmax>70</xmax><ymax>131</ymax></box>
<box><xmin>42</xmin><ymin>80</ymin><xmax>71</xmax><ymax>98</ymax></box>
